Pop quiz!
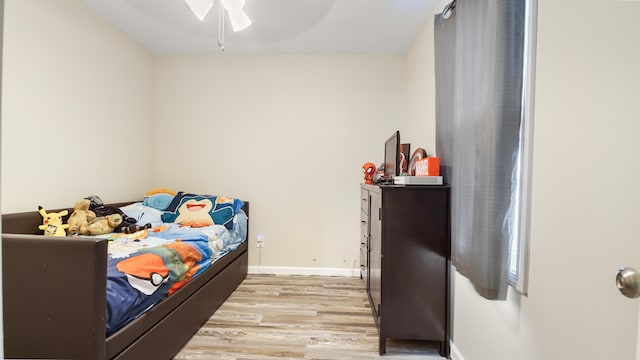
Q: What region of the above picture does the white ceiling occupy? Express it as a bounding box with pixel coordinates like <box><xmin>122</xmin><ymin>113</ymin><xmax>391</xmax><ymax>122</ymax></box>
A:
<box><xmin>81</xmin><ymin>0</ymin><xmax>437</xmax><ymax>54</ymax></box>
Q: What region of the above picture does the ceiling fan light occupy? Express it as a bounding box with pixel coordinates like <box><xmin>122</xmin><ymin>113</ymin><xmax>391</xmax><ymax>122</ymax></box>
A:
<box><xmin>226</xmin><ymin>9</ymin><xmax>252</xmax><ymax>32</ymax></box>
<box><xmin>185</xmin><ymin>0</ymin><xmax>214</xmax><ymax>21</ymax></box>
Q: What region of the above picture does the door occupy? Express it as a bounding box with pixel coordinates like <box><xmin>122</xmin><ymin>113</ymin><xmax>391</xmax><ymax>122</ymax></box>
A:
<box><xmin>532</xmin><ymin>1</ymin><xmax>640</xmax><ymax>359</ymax></box>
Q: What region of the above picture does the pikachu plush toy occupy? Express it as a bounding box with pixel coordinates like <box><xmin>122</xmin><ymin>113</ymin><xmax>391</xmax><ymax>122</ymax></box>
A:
<box><xmin>38</xmin><ymin>206</ymin><xmax>69</xmax><ymax>236</ymax></box>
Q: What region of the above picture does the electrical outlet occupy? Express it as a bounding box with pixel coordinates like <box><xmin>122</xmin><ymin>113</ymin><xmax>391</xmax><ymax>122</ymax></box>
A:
<box><xmin>256</xmin><ymin>233</ymin><xmax>264</xmax><ymax>248</ymax></box>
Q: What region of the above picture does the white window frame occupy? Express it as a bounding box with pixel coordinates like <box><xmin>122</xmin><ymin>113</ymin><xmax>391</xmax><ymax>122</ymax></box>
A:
<box><xmin>508</xmin><ymin>0</ymin><xmax>537</xmax><ymax>295</ymax></box>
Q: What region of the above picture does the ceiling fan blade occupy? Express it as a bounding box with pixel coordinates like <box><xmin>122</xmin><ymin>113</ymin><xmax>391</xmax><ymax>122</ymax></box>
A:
<box><xmin>220</xmin><ymin>0</ymin><xmax>251</xmax><ymax>32</ymax></box>
<box><xmin>226</xmin><ymin>9</ymin><xmax>252</xmax><ymax>32</ymax></box>
<box><xmin>184</xmin><ymin>0</ymin><xmax>214</xmax><ymax>21</ymax></box>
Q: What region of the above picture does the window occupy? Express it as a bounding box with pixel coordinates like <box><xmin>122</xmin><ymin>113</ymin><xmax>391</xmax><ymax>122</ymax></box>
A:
<box><xmin>508</xmin><ymin>0</ymin><xmax>537</xmax><ymax>295</ymax></box>
<box><xmin>436</xmin><ymin>0</ymin><xmax>534</xmax><ymax>299</ymax></box>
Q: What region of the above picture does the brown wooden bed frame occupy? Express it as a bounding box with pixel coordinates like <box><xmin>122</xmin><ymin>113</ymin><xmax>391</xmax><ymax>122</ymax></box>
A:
<box><xmin>2</xmin><ymin>201</ymin><xmax>249</xmax><ymax>359</ymax></box>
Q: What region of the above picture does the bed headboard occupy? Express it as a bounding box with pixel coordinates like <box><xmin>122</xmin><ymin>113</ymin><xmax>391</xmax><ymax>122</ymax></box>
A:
<box><xmin>2</xmin><ymin>200</ymin><xmax>249</xmax><ymax>235</ymax></box>
<box><xmin>1</xmin><ymin>201</ymin><xmax>138</xmax><ymax>235</ymax></box>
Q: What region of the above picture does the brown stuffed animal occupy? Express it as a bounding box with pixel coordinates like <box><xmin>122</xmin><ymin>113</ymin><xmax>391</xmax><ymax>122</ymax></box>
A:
<box><xmin>67</xmin><ymin>199</ymin><xmax>96</xmax><ymax>235</ymax></box>
<box><xmin>87</xmin><ymin>214</ymin><xmax>123</xmax><ymax>236</ymax></box>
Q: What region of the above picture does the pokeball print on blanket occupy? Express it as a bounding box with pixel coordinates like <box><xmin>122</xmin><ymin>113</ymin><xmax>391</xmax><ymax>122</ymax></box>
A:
<box><xmin>116</xmin><ymin>253</ymin><xmax>170</xmax><ymax>296</ymax></box>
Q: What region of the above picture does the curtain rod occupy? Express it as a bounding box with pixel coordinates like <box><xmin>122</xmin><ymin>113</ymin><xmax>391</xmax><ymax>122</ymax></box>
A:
<box><xmin>442</xmin><ymin>0</ymin><xmax>456</xmax><ymax>19</ymax></box>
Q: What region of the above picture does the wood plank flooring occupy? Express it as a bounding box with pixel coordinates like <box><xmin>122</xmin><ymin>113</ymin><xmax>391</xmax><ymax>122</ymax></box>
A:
<box><xmin>174</xmin><ymin>274</ymin><xmax>444</xmax><ymax>359</ymax></box>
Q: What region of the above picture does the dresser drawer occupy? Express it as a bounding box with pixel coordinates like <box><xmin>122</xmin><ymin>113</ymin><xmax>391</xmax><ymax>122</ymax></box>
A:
<box><xmin>360</xmin><ymin>247</ymin><xmax>367</xmax><ymax>279</ymax></box>
<box><xmin>361</xmin><ymin>188</ymin><xmax>370</xmax><ymax>214</ymax></box>
<box><xmin>360</xmin><ymin>209</ymin><xmax>368</xmax><ymax>242</ymax></box>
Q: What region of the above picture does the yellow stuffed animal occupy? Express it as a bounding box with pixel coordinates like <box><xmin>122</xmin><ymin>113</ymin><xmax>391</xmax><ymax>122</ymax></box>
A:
<box><xmin>67</xmin><ymin>199</ymin><xmax>96</xmax><ymax>235</ymax></box>
<box><xmin>38</xmin><ymin>206</ymin><xmax>69</xmax><ymax>236</ymax></box>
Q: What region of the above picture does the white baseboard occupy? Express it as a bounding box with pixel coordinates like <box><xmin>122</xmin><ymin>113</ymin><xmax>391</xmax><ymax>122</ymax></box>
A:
<box><xmin>248</xmin><ymin>266</ymin><xmax>360</xmax><ymax>277</ymax></box>
<box><xmin>450</xmin><ymin>341</ymin><xmax>465</xmax><ymax>360</ymax></box>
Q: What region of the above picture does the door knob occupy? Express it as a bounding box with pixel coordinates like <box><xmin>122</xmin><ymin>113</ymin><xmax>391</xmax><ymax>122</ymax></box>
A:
<box><xmin>616</xmin><ymin>267</ymin><xmax>640</xmax><ymax>299</ymax></box>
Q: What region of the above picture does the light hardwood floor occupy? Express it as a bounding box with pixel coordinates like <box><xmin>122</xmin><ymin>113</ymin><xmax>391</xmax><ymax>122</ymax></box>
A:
<box><xmin>175</xmin><ymin>274</ymin><xmax>445</xmax><ymax>360</ymax></box>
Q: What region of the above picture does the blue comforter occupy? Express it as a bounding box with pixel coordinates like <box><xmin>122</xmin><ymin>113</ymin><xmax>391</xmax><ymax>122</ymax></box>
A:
<box><xmin>105</xmin><ymin>211</ymin><xmax>247</xmax><ymax>335</ymax></box>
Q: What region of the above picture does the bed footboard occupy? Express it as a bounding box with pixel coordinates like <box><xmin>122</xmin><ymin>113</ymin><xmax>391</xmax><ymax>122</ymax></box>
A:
<box><xmin>2</xmin><ymin>201</ymin><xmax>249</xmax><ymax>359</ymax></box>
<box><xmin>3</xmin><ymin>234</ymin><xmax>108</xmax><ymax>359</ymax></box>
<box><xmin>113</xmin><ymin>247</ymin><xmax>248</xmax><ymax>360</ymax></box>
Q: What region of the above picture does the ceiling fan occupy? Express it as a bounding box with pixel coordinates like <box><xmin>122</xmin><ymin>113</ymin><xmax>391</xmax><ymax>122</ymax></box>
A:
<box><xmin>184</xmin><ymin>0</ymin><xmax>252</xmax><ymax>32</ymax></box>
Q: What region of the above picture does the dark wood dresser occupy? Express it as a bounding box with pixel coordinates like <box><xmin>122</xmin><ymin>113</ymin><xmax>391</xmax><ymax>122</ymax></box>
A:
<box><xmin>360</xmin><ymin>184</ymin><xmax>451</xmax><ymax>358</ymax></box>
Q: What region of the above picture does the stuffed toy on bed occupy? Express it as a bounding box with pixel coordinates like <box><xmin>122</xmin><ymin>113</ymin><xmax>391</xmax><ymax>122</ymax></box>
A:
<box><xmin>85</xmin><ymin>195</ymin><xmax>141</xmax><ymax>233</ymax></box>
<box><xmin>86</xmin><ymin>213</ymin><xmax>123</xmax><ymax>236</ymax></box>
<box><xmin>67</xmin><ymin>199</ymin><xmax>96</xmax><ymax>236</ymax></box>
<box><xmin>38</xmin><ymin>206</ymin><xmax>69</xmax><ymax>236</ymax></box>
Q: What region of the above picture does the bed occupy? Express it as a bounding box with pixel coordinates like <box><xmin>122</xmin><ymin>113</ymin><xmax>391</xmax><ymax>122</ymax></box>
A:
<box><xmin>2</xmin><ymin>197</ymin><xmax>249</xmax><ymax>359</ymax></box>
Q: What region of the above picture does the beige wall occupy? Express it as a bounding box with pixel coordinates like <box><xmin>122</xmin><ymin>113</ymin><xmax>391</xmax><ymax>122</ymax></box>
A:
<box><xmin>8</xmin><ymin>1</ymin><xmax>638</xmax><ymax>359</ymax></box>
<box><xmin>1</xmin><ymin>0</ymin><xmax>155</xmax><ymax>213</ymax></box>
<box><xmin>1</xmin><ymin>0</ymin><xmax>4</xmax><ymax>356</ymax></box>
<box><xmin>403</xmin><ymin>13</ymin><xmax>440</xmax><ymax>155</ymax></box>
<box><xmin>153</xmin><ymin>54</ymin><xmax>405</xmax><ymax>269</ymax></box>
<box><xmin>1</xmin><ymin>0</ymin><xmax>405</xmax><ymax>271</ymax></box>
<box><xmin>404</xmin><ymin>1</ymin><xmax>640</xmax><ymax>360</ymax></box>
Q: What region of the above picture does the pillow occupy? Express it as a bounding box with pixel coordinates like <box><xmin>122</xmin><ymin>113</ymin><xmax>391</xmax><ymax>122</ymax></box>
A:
<box><xmin>161</xmin><ymin>192</ymin><xmax>244</xmax><ymax>229</ymax></box>
<box><xmin>143</xmin><ymin>188</ymin><xmax>177</xmax><ymax>211</ymax></box>
<box><xmin>119</xmin><ymin>202</ymin><xmax>164</xmax><ymax>227</ymax></box>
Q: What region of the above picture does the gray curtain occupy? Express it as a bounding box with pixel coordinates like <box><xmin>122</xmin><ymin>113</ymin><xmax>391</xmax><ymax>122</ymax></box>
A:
<box><xmin>435</xmin><ymin>0</ymin><xmax>525</xmax><ymax>300</ymax></box>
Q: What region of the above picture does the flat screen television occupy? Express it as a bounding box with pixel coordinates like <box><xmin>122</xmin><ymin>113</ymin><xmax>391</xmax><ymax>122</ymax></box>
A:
<box><xmin>383</xmin><ymin>131</ymin><xmax>400</xmax><ymax>182</ymax></box>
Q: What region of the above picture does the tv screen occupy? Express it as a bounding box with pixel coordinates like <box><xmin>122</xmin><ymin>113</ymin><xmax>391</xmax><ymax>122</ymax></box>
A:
<box><xmin>384</xmin><ymin>131</ymin><xmax>400</xmax><ymax>182</ymax></box>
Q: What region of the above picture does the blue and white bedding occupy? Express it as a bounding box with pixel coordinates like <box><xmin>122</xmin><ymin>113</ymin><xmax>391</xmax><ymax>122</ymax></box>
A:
<box><xmin>104</xmin><ymin>203</ymin><xmax>247</xmax><ymax>336</ymax></box>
